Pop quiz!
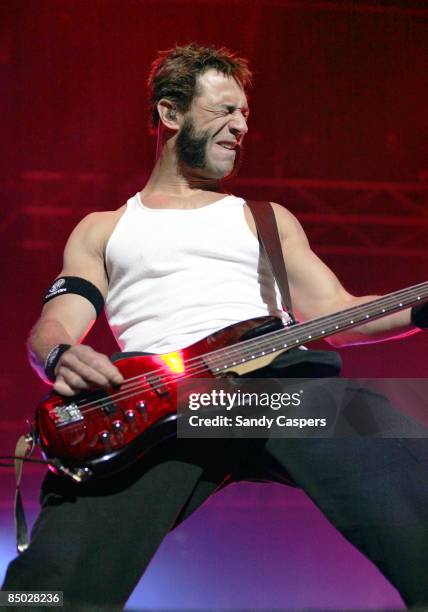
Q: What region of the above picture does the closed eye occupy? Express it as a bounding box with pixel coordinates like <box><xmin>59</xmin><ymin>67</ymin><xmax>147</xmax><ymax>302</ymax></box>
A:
<box><xmin>221</xmin><ymin>105</ymin><xmax>250</xmax><ymax>120</ymax></box>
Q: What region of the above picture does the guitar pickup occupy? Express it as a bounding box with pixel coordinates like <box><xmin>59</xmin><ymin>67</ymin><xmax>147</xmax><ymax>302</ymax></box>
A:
<box><xmin>86</xmin><ymin>389</ymin><xmax>118</xmax><ymax>415</ymax></box>
<box><xmin>148</xmin><ymin>375</ymin><xmax>170</xmax><ymax>397</ymax></box>
<box><xmin>102</xmin><ymin>403</ymin><xmax>117</xmax><ymax>415</ymax></box>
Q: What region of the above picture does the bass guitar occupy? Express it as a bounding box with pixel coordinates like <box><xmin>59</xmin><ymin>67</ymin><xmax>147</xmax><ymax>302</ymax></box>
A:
<box><xmin>35</xmin><ymin>281</ymin><xmax>427</xmax><ymax>482</ymax></box>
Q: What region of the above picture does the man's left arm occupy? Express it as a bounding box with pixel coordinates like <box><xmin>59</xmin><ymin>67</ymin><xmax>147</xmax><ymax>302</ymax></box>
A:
<box><xmin>272</xmin><ymin>203</ymin><xmax>426</xmax><ymax>347</ymax></box>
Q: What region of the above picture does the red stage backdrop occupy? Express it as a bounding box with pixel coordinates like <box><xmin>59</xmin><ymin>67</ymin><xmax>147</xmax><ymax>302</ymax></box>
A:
<box><xmin>1</xmin><ymin>1</ymin><xmax>427</xmax><ymax>609</ymax></box>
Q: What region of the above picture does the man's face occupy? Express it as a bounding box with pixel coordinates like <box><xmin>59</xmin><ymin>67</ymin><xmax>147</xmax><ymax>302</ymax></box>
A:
<box><xmin>175</xmin><ymin>69</ymin><xmax>249</xmax><ymax>180</ymax></box>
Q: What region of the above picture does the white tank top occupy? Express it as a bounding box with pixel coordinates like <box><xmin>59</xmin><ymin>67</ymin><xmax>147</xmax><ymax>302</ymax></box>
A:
<box><xmin>105</xmin><ymin>193</ymin><xmax>290</xmax><ymax>353</ymax></box>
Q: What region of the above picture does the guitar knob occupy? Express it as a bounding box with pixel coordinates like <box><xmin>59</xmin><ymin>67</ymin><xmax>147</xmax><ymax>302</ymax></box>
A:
<box><xmin>136</xmin><ymin>400</ymin><xmax>148</xmax><ymax>421</ymax></box>
<box><xmin>124</xmin><ymin>409</ymin><xmax>138</xmax><ymax>431</ymax></box>
<box><xmin>111</xmin><ymin>419</ymin><xmax>125</xmax><ymax>443</ymax></box>
<box><xmin>112</xmin><ymin>420</ymin><xmax>124</xmax><ymax>431</ymax></box>
<box><xmin>99</xmin><ymin>430</ymin><xmax>111</xmax><ymax>448</ymax></box>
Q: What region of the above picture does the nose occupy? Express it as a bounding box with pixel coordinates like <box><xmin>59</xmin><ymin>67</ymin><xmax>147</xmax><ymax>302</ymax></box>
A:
<box><xmin>229</xmin><ymin>110</ymin><xmax>249</xmax><ymax>138</ymax></box>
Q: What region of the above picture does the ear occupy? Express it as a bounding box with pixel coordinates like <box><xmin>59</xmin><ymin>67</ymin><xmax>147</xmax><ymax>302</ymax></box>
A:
<box><xmin>157</xmin><ymin>99</ymin><xmax>181</xmax><ymax>131</ymax></box>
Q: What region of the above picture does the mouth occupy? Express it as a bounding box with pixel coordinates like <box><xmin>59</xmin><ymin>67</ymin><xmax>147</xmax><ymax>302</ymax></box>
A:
<box><xmin>215</xmin><ymin>141</ymin><xmax>238</xmax><ymax>153</ymax></box>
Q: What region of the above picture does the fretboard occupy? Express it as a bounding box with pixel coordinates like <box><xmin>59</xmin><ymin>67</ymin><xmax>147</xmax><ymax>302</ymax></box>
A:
<box><xmin>203</xmin><ymin>281</ymin><xmax>428</xmax><ymax>373</ymax></box>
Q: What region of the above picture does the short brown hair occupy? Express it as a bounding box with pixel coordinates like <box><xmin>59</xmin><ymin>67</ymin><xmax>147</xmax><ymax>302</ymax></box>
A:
<box><xmin>147</xmin><ymin>43</ymin><xmax>252</xmax><ymax>129</ymax></box>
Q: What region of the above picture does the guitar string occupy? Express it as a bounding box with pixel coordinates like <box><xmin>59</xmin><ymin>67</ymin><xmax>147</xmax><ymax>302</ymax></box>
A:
<box><xmin>55</xmin><ymin>285</ymin><xmax>427</xmax><ymax>418</ymax></box>
<box><xmin>80</xmin><ymin>281</ymin><xmax>428</xmax><ymax>403</ymax></box>
<box><xmin>72</xmin><ymin>285</ymin><xmax>427</xmax><ymax>406</ymax></box>
<box><xmin>51</xmin><ymin>286</ymin><xmax>427</xmax><ymax>427</ymax></box>
<box><xmin>53</xmin><ymin>300</ymin><xmax>425</xmax><ymax>439</ymax></box>
<box><xmin>65</xmin><ymin>283</ymin><xmax>428</xmax><ymax>408</ymax></box>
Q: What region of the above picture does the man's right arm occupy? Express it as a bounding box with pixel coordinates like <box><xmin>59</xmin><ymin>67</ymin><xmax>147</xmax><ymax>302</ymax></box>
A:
<box><xmin>28</xmin><ymin>212</ymin><xmax>124</xmax><ymax>397</ymax></box>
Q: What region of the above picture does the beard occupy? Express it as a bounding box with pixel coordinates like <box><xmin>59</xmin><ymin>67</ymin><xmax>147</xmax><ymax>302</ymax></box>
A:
<box><xmin>175</xmin><ymin>116</ymin><xmax>243</xmax><ymax>178</ymax></box>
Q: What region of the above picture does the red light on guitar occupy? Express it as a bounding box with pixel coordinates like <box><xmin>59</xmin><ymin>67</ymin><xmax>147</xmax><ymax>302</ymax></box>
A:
<box><xmin>158</xmin><ymin>351</ymin><xmax>185</xmax><ymax>374</ymax></box>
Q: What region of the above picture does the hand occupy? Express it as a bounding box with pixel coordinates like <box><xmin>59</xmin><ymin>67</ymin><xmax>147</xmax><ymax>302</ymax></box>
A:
<box><xmin>53</xmin><ymin>344</ymin><xmax>124</xmax><ymax>396</ymax></box>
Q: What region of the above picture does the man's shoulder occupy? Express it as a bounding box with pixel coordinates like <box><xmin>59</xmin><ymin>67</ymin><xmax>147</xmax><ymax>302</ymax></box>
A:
<box><xmin>243</xmin><ymin>199</ymin><xmax>294</xmax><ymax>218</ymax></box>
<box><xmin>76</xmin><ymin>205</ymin><xmax>126</xmax><ymax>232</ymax></box>
<box><xmin>66</xmin><ymin>205</ymin><xmax>128</xmax><ymax>253</ymax></box>
<box><xmin>80</xmin><ymin>204</ymin><xmax>127</xmax><ymax>225</ymax></box>
<box><xmin>268</xmin><ymin>201</ymin><xmax>293</xmax><ymax>217</ymax></box>
<box><xmin>265</xmin><ymin>201</ymin><xmax>295</xmax><ymax>224</ymax></box>
<box><xmin>267</xmin><ymin>202</ymin><xmax>307</xmax><ymax>244</ymax></box>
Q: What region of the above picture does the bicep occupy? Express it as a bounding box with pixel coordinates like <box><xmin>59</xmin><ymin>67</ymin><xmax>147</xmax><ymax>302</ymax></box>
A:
<box><xmin>40</xmin><ymin>214</ymin><xmax>108</xmax><ymax>341</ymax></box>
<box><xmin>273</xmin><ymin>204</ymin><xmax>354</xmax><ymax>321</ymax></box>
<box><xmin>287</xmin><ymin>247</ymin><xmax>353</xmax><ymax>321</ymax></box>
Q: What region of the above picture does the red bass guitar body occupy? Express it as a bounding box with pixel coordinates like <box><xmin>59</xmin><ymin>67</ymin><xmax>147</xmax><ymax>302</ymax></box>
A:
<box><xmin>36</xmin><ymin>316</ymin><xmax>282</xmax><ymax>482</ymax></box>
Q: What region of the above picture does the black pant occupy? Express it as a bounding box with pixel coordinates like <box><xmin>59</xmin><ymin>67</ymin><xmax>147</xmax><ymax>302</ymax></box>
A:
<box><xmin>3</xmin><ymin>373</ymin><xmax>428</xmax><ymax>610</ymax></box>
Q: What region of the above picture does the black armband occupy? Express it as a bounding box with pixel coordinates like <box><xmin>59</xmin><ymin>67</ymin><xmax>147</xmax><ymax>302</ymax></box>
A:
<box><xmin>44</xmin><ymin>343</ymin><xmax>71</xmax><ymax>382</ymax></box>
<box><xmin>44</xmin><ymin>276</ymin><xmax>105</xmax><ymax>317</ymax></box>
<box><xmin>411</xmin><ymin>302</ymin><xmax>428</xmax><ymax>330</ymax></box>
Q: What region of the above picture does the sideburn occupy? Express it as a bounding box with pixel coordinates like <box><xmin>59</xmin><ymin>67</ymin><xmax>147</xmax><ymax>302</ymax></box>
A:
<box><xmin>175</xmin><ymin>117</ymin><xmax>209</xmax><ymax>168</ymax></box>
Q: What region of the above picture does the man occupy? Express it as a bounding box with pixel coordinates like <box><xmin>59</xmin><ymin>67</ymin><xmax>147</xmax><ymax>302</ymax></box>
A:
<box><xmin>3</xmin><ymin>44</ymin><xmax>428</xmax><ymax>610</ymax></box>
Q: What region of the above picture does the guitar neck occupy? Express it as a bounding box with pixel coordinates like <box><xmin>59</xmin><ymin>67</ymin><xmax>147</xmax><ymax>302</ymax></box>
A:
<box><xmin>282</xmin><ymin>280</ymin><xmax>428</xmax><ymax>346</ymax></box>
<box><xmin>204</xmin><ymin>281</ymin><xmax>428</xmax><ymax>373</ymax></box>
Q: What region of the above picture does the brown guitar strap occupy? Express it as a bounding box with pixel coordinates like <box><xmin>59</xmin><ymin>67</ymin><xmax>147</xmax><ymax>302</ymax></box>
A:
<box><xmin>245</xmin><ymin>200</ymin><xmax>294</xmax><ymax>319</ymax></box>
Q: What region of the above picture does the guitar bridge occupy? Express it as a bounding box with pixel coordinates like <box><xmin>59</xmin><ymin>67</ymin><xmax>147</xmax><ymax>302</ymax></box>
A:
<box><xmin>51</xmin><ymin>403</ymin><xmax>84</xmax><ymax>427</ymax></box>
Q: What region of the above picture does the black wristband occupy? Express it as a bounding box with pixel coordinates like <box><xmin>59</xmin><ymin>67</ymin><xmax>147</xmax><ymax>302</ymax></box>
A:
<box><xmin>44</xmin><ymin>344</ymin><xmax>71</xmax><ymax>382</ymax></box>
<box><xmin>411</xmin><ymin>302</ymin><xmax>428</xmax><ymax>330</ymax></box>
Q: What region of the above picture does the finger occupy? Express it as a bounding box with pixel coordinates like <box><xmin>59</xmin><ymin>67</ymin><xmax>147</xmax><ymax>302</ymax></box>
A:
<box><xmin>88</xmin><ymin>356</ymin><xmax>124</xmax><ymax>385</ymax></box>
<box><xmin>62</xmin><ymin>349</ymin><xmax>124</xmax><ymax>385</ymax></box>
<box><xmin>58</xmin><ymin>352</ymin><xmax>111</xmax><ymax>386</ymax></box>
<box><xmin>56</xmin><ymin>365</ymin><xmax>91</xmax><ymax>392</ymax></box>
<box><xmin>53</xmin><ymin>375</ymin><xmax>79</xmax><ymax>397</ymax></box>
